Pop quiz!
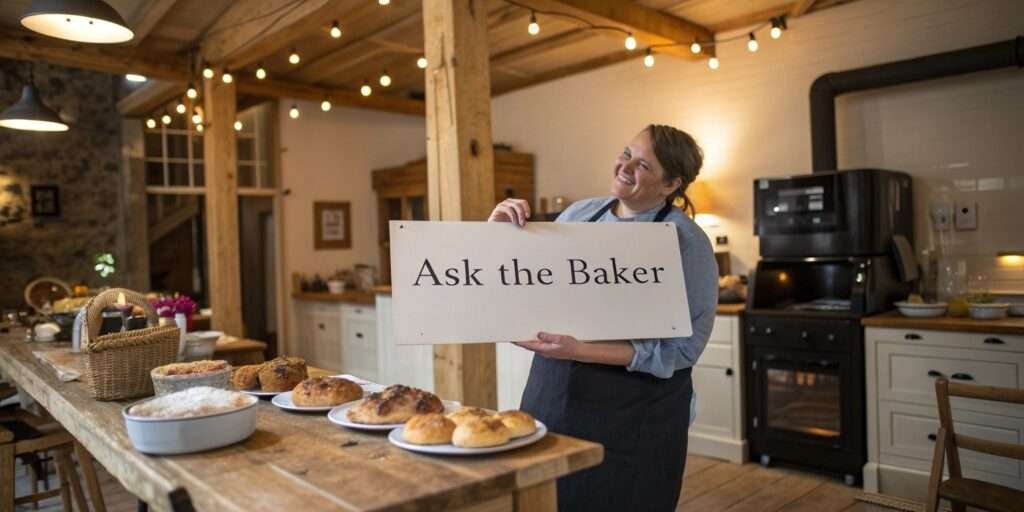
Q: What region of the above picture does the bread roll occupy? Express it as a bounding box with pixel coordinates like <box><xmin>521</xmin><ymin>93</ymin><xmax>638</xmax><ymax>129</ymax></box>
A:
<box><xmin>231</xmin><ymin>364</ymin><xmax>264</xmax><ymax>390</ymax></box>
<box><xmin>452</xmin><ymin>417</ymin><xmax>511</xmax><ymax>448</ymax></box>
<box><xmin>495</xmin><ymin>410</ymin><xmax>537</xmax><ymax>438</ymax></box>
<box><xmin>346</xmin><ymin>384</ymin><xmax>444</xmax><ymax>424</ymax></box>
<box><xmin>292</xmin><ymin>377</ymin><xmax>362</xmax><ymax>407</ymax></box>
<box><xmin>258</xmin><ymin>356</ymin><xmax>308</xmax><ymax>392</ymax></box>
<box><xmin>446</xmin><ymin>406</ymin><xmax>492</xmax><ymax>426</ymax></box>
<box><xmin>403</xmin><ymin>413</ymin><xmax>456</xmax><ymax>445</ymax></box>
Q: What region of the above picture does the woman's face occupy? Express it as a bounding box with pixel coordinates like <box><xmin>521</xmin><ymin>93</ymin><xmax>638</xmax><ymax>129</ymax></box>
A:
<box><xmin>610</xmin><ymin>130</ymin><xmax>681</xmax><ymax>208</ymax></box>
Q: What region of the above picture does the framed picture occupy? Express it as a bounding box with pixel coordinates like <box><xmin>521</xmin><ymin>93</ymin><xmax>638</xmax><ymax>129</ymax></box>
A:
<box><xmin>314</xmin><ymin>201</ymin><xmax>351</xmax><ymax>250</ymax></box>
<box><xmin>30</xmin><ymin>185</ymin><xmax>60</xmax><ymax>217</ymax></box>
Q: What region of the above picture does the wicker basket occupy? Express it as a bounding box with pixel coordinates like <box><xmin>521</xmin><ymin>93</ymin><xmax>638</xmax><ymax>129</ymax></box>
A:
<box><xmin>80</xmin><ymin>288</ymin><xmax>180</xmax><ymax>401</ymax></box>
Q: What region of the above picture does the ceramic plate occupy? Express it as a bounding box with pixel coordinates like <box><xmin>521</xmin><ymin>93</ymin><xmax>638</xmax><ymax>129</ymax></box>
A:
<box><xmin>328</xmin><ymin>400</ymin><xmax>461</xmax><ymax>431</ymax></box>
<box><xmin>388</xmin><ymin>421</ymin><xmax>548</xmax><ymax>455</ymax></box>
<box><xmin>272</xmin><ymin>391</ymin><xmax>362</xmax><ymax>413</ymax></box>
<box><xmin>241</xmin><ymin>389</ymin><xmax>282</xmax><ymax>398</ymax></box>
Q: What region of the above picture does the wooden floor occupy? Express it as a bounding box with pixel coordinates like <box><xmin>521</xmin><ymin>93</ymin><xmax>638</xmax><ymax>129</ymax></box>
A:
<box><xmin>12</xmin><ymin>453</ymin><xmax>894</xmax><ymax>511</ymax></box>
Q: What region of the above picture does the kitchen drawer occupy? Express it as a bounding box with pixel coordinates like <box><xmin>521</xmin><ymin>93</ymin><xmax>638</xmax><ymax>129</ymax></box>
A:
<box><xmin>691</xmin><ymin>365</ymin><xmax>736</xmax><ymax>438</ymax></box>
<box><xmin>310</xmin><ymin>312</ymin><xmax>342</xmax><ymax>371</ymax></box>
<box><xmin>879</xmin><ymin>401</ymin><xmax>1023</xmax><ymax>480</ymax></box>
<box><xmin>868</xmin><ymin>327</ymin><xmax>1024</xmax><ymax>352</ymax></box>
<box><xmin>696</xmin><ymin>344</ymin><xmax>732</xmax><ymax>368</ymax></box>
<box><xmin>708</xmin><ymin>316</ymin><xmax>735</xmax><ymax>347</ymax></box>
<box><xmin>342</xmin><ymin>318</ymin><xmax>378</xmax><ymax>381</ymax></box>
<box><xmin>308</xmin><ymin>302</ymin><xmax>344</xmax><ymax>316</ymax></box>
<box><xmin>877</xmin><ymin>342</ymin><xmax>1024</xmax><ymax>411</ymax></box>
<box><xmin>342</xmin><ymin>304</ymin><xmax>375</xmax><ymax>322</ymax></box>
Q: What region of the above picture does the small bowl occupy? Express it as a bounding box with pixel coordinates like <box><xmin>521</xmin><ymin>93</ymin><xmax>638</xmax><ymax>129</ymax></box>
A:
<box><xmin>894</xmin><ymin>302</ymin><xmax>948</xmax><ymax>318</ymax></box>
<box><xmin>180</xmin><ymin>330</ymin><xmax>223</xmax><ymax>361</ymax></box>
<box><xmin>151</xmin><ymin>362</ymin><xmax>232</xmax><ymax>396</ymax></box>
<box><xmin>1009</xmin><ymin>303</ymin><xmax>1024</xmax><ymax>317</ymax></box>
<box><xmin>123</xmin><ymin>393</ymin><xmax>257</xmax><ymax>455</ymax></box>
<box><xmin>967</xmin><ymin>303</ymin><xmax>1010</xmax><ymax>320</ymax></box>
<box><xmin>327</xmin><ymin>280</ymin><xmax>346</xmax><ymax>294</ymax></box>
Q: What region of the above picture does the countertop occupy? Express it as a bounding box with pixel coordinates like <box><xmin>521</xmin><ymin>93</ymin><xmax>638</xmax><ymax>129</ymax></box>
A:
<box><xmin>862</xmin><ymin>310</ymin><xmax>1024</xmax><ymax>335</ymax></box>
<box><xmin>290</xmin><ymin>290</ymin><xmax>376</xmax><ymax>305</ymax></box>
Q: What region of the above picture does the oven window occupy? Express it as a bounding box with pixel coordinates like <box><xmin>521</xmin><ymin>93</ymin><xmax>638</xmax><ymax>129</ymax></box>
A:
<box><xmin>765</xmin><ymin>368</ymin><xmax>841</xmax><ymax>438</ymax></box>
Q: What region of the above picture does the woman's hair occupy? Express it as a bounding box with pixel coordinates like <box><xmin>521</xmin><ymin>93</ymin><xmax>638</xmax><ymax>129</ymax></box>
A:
<box><xmin>645</xmin><ymin>124</ymin><xmax>703</xmax><ymax>216</ymax></box>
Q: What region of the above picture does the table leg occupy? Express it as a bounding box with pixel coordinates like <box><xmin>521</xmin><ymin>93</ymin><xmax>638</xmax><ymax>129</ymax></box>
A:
<box><xmin>75</xmin><ymin>441</ymin><xmax>107</xmax><ymax>512</ymax></box>
<box><xmin>514</xmin><ymin>481</ymin><xmax>557</xmax><ymax>512</ymax></box>
<box><xmin>58</xmin><ymin>448</ymin><xmax>89</xmax><ymax>511</ymax></box>
<box><xmin>1</xmin><ymin>437</ymin><xmax>14</xmax><ymax>511</ymax></box>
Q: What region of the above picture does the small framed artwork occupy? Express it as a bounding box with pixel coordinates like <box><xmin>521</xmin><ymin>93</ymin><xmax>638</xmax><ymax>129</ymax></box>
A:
<box><xmin>314</xmin><ymin>201</ymin><xmax>351</xmax><ymax>250</ymax></box>
<box><xmin>30</xmin><ymin>185</ymin><xmax>60</xmax><ymax>217</ymax></box>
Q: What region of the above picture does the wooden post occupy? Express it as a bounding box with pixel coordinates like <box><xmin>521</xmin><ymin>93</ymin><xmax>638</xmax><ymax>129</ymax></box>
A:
<box><xmin>423</xmin><ymin>0</ymin><xmax>497</xmax><ymax>409</ymax></box>
<box><xmin>202</xmin><ymin>77</ymin><xmax>244</xmax><ymax>336</ymax></box>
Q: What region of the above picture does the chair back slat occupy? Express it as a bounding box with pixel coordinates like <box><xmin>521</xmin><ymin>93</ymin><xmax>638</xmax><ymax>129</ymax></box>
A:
<box><xmin>955</xmin><ymin>434</ymin><xmax>1024</xmax><ymax>461</ymax></box>
<box><xmin>947</xmin><ymin>382</ymin><xmax>1024</xmax><ymax>405</ymax></box>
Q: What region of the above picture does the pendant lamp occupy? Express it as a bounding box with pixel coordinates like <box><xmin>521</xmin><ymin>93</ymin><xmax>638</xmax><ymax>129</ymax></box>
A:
<box><xmin>0</xmin><ymin>84</ymin><xmax>69</xmax><ymax>132</ymax></box>
<box><xmin>21</xmin><ymin>0</ymin><xmax>134</xmax><ymax>44</ymax></box>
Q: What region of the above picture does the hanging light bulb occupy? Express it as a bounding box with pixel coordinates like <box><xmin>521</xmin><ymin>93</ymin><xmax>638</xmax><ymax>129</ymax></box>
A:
<box><xmin>234</xmin><ymin>120</ymin><xmax>243</xmax><ymax>131</ymax></box>
<box><xmin>690</xmin><ymin>42</ymin><xmax>701</xmax><ymax>54</ymax></box>
<box><xmin>20</xmin><ymin>0</ymin><xmax>134</xmax><ymax>44</ymax></box>
<box><xmin>191</xmin><ymin>112</ymin><xmax>202</xmax><ymax>125</ymax></box>
<box><xmin>288</xmin><ymin>48</ymin><xmax>301</xmax><ymax>65</ymax></box>
<box><xmin>379</xmin><ymin>71</ymin><xmax>392</xmax><ymax>87</ymax></box>
<box><xmin>643</xmin><ymin>49</ymin><xmax>655</xmax><ymax>68</ymax></box>
<box><xmin>202</xmin><ymin>62</ymin><xmax>214</xmax><ymax>79</ymax></box>
<box><xmin>321</xmin><ymin>99</ymin><xmax>332</xmax><ymax>112</ymax></box>
<box><xmin>416</xmin><ymin>56</ymin><xmax>428</xmax><ymax>69</ymax></box>
<box><xmin>770</xmin><ymin>17</ymin><xmax>786</xmax><ymax>40</ymax></box>
<box><xmin>747</xmin><ymin>33</ymin><xmax>759</xmax><ymax>52</ymax></box>
<box><xmin>255</xmin><ymin>64</ymin><xmax>267</xmax><ymax>80</ymax></box>
<box><xmin>289</xmin><ymin>105</ymin><xmax>299</xmax><ymax>119</ymax></box>
<box><xmin>624</xmin><ymin>33</ymin><xmax>637</xmax><ymax>51</ymax></box>
<box><xmin>527</xmin><ymin>12</ymin><xmax>539</xmax><ymax>36</ymax></box>
<box><xmin>145</xmin><ymin>118</ymin><xmax>156</xmax><ymax>129</ymax></box>
<box><xmin>221</xmin><ymin>68</ymin><xmax>233</xmax><ymax>83</ymax></box>
<box><xmin>360</xmin><ymin>82</ymin><xmax>372</xmax><ymax>97</ymax></box>
<box><xmin>186</xmin><ymin>84</ymin><xmax>198</xmax><ymax>99</ymax></box>
<box><xmin>175</xmin><ymin>102</ymin><xmax>186</xmax><ymax>114</ymax></box>
<box><xmin>708</xmin><ymin>57</ymin><xmax>720</xmax><ymax>70</ymax></box>
<box><xmin>378</xmin><ymin>0</ymin><xmax>390</xmax><ymax>5</ymax></box>
<box><xmin>161</xmin><ymin>113</ymin><xmax>172</xmax><ymax>125</ymax></box>
<box><xmin>330</xmin><ymin>20</ymin><xmax>342</xmax><ymax>39</ymax></box>
<box><xmin>195</xmin><ymin>123</ymin><xmax>203</xmax><ymax>133</ymax></box>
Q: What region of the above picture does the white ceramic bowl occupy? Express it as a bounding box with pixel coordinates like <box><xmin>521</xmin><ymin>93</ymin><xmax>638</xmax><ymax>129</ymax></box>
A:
<box><xmin>179</xmin><ymin>331</ymin><xmax>222</xmax><ymax>361</ymax></box>
<box><xmin>967</xmin><ymin>303</ymin><xmax>1010</xmax><ymax>320</ymax></box>
<box><xmin>1009</xmin><ymin>303</ymin><xmax>1024</xmax><ymax>317</ymax></box>
<box><xmin>894</xmin><ymin>302</ymin><xmax>948</xmax><ymax>318</ymax></box>
<box><xmin>122</xmin><ymin>394</ymin><xmax>258</xmax><ymax>455</ymax></box>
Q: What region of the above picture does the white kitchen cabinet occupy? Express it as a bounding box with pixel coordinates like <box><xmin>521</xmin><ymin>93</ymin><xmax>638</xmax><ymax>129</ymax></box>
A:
<box><xmin>688</xmin><ymin>313</ymin><xmax>746</xmax><ymax>463</ymax></box>
<box><xmin>292</xmin><ymin>300</ymin><xmax>379</xmax><ymax>378</ymax></box>
<box><xmin>374</xmin><ymin>294</ymin><xmax>434</xmax><ymax>391</ymax></box>
<box><xmin>864</xmin><ymin>326</ymin><xmax>1024</xmax><ymax>501</ymax></box>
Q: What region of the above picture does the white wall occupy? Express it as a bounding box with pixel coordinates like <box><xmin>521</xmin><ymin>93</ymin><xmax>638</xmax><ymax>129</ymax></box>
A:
<box><xmin>491</xmin><ymin>0</ymin><xmax>1024</xmax><ymax>291</ymax></box>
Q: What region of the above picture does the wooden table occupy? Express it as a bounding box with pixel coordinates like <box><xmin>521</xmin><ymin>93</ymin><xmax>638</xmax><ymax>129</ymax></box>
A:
<box><xmin>0</xmin><ymin>330</ymin><xmax>602</xmax><ymax>511</ymax></box>
<box><xmin>213</xmin><ymin>336</ymin><xmax>267</xmax><ymax>366</ymax></box>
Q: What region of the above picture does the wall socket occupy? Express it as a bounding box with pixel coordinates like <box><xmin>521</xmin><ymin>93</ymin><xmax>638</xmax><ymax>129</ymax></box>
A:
<box><xmin>930</xmin><ymin>204</ymin><xmax>951</xmax><ymax>231</ymax></box>
<box><xmin>954</xmin><ymin>202</ymin><xmax>978</xmax><ymax>231</ymax></box>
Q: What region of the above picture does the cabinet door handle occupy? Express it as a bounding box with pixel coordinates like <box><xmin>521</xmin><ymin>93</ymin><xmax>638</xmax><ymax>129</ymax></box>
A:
<box><xmin>951</xmin><ymin>373</ymin><xmax>974</xmax><ymax>381</ymax></box>
<box><xmin>355</xmin><ymin>309</ymin><xmax>363</xmax><ymax>314</ymax></box>
<box><xmin>725</xmin><ymin>368</ymin><xmax>733</xmax><ymax>376</ymax></box>
<box><xmin>800</xmin><ymin>331</ymin><xmax>808</xmax><ymax>339</ymax></box>
<box><xmin>984</xmin><ymin>337</ymin><xmax>1005</xmax><ymax>345</ymax></box>
<box><xmin>905</xmin><ymin>333</ymin><xmax>922</xmax><ymax>340</ymax></box>
<box><xmin>928</xmin><ymin>433</ymin><xmax>937</xmax><ymax>442</ymax></box>
<box><xmin>927</xmin><ymin>370</ymin><xmax>944</xmax><ymax>378</ymax></box>
<box><xmin>318</xmin><ymin>323</ymin><xmax>325</xmax><ymax>330</ymax></box>
<box><xmin>355</xmin><ymin>332</ymin><xmax>364</xmax><ymax>339</ymax></box>
<box><xmin>749</xmin><ymin>326</ymin><xmax>757</xmax><ymax>334</ymax></box>
<box><xmin>764</xmin><ymin>327</ymin><xmax>773</xmax><ymax>335</ymax></box>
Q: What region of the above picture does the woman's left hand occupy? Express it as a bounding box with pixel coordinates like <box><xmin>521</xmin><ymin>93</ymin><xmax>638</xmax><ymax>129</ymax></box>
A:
<box><xmin>514</xmin><ymin>332</ymin><xmax>581</xmax><ymax>361</ymax></box>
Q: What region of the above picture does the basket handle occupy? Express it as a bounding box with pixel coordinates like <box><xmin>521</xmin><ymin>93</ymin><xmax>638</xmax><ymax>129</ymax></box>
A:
<box><xmin>81</xmin><ymin>288</ymin><xmax>158</xmax><ymax>349</ymax></box>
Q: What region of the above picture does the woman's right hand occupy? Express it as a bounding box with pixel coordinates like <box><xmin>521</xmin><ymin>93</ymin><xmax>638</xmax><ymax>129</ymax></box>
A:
<box><xmin>487</xmin><ymin>198</ymin><xmax>531</xmax><ymax>226</ymax></box>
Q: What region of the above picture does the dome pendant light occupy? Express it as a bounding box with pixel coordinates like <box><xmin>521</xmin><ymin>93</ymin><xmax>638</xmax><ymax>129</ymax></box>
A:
<box><xmin>0</xmin><ymin>84</ymin><xmax>69</xmax><ymax>132</ymax></box>
<box><xmin>21</xmin><ymin>0</ymin><xmax>134</xmax><ymax>44</ymax></box>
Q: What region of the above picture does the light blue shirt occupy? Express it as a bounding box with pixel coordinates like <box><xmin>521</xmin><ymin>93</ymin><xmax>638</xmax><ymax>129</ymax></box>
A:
<box><xmin>556</xmin><ymin>197</ymin><xmax>719</xmax><ymax>420</ymax></box>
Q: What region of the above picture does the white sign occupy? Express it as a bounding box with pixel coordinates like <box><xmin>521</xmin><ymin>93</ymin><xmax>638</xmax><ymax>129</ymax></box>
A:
<box><xmin>390</xmin><ymin>221</ymin><xmax>691</xmax><ymax>345</ymax></box>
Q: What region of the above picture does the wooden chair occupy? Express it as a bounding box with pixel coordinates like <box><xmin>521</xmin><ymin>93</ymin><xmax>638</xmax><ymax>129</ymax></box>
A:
<box><xmin>926</xmin><ymin>378</ymin><xmax>1024</xmax><ymax>512</ymax></box>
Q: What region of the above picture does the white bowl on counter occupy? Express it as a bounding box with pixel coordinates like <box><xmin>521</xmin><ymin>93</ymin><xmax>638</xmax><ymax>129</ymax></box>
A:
<box><xmin>967</xmin><ymin>303</ymin><xmax>1010</xmax><ymax>320</ymax></box>
<box><xmin>123</xmin><ymin>393</ymin><xmax>258</xmax><ymax>455</ymax></box>
<box><xmin>894</xmin><ymin>302</ymin><xmax>948</xmax><ymax>318</ymax></box>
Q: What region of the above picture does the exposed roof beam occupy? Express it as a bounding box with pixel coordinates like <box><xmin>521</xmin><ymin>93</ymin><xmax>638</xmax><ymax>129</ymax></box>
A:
<box><xmin>128</xmin><ymin>0</ymin><xmax>179</xmax><ymax>46</ymax></box>
<box><xmin>236</xmin><ymin>78</ymin><xmax>424</xmax><ymax>116</ymax></box>
<box><xmin>491</xmin><ymin>28</ymin><xmax>594</xmax><ymax>67</ymax></box>
<box><xmin>510</xmin><ymin>0</ymin><xmax>713</xmax><ymax>59</ymax></box>
<box><xmin>790</xmin><ymin>0</ymin><xmax>819</xmax><ymax>17</ymax></box>
<box><xmin>493</xmin><ymin>50</ymin><xmax>637</xmax><ymax>96</ymax></box>
<box><xmin>118</xmin><ymin>80</ymin><xmax>186</xmax><ymax>117</ymax></box>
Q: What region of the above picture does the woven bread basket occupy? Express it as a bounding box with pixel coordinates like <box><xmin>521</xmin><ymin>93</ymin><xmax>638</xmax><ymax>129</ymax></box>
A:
<box><xmin>80</xmin><ymin>288</ymin><xmax>179</xmax><ymax>401</ymax></box>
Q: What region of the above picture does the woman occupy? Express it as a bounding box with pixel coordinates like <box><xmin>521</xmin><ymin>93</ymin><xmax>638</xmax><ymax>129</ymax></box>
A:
<box><xmin>488</xmin><ymin>125</ymin><xmax>718</xmax><ymax>511</ymax></box>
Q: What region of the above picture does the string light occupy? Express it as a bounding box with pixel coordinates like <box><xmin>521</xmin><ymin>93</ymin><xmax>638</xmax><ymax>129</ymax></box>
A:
<box><xmin>379</xmin><ymin>71</ymin><xmax>392</xmax><ymax>87</ymax></box>
<box><xmin>527</xmin><ymin>12</ymin><xmax>540</xmax><ymax>36</ymax></box>
<box><xmin>145</xmin><ymin>118</ymin><xmax>156</xmax><ymax>129</ymax></box>
<box><xmin>288</xmin><ymin>48</ymin><xmax>300</xmax><ymax>65</ymax></box>
<box><xmin>330</xmin><ymin>20</ymin><xmax>342</xmax><ymax>39</ymax></box>
<box><xmin>161</xmin><ymin>113</ymin><xmax>172</xmax><ymax>125</ymax></box>
<box><xmin>191</xmin><ymin>112</ymin><xmax>202</xmax><ymax>124</ymax></box>
<box><xmin>195</xmin><ymin>123</ymin><xmax>203</xmax><ymax>133</ymax></box>
<box><xmin>747</xmin><ymin>33</ymin><xmax>759</xmax><ymax>52</ymax></box>
<box><xmin>690</xmin><ymin>42</ymin><xmax>701</xmax><ymax>54</ymax></box>
<box><xmin>416</xmin><ymin>56</ymin><xmax>428</xmax><ymax>69</ymax></box>
<box><xmin>289</xmin><ymin>104</ymin><xmax>299</xmax><ymax>119</ymax></box>
<box><xmin>234</xmin><ymin>120</ymin><xmax>243</xmax><ymax>131</ymax></box>
<box><xmin>643</xmin><ymin>48</ymin><xmax>655</xmax><ymax>68</ymax></box>
<box><xmin>221</xmin><ymin>68</ymin><xmax>234</xmax><ymax>83</ymax></box>
<box><xmin>708</xmin><ymin>57</ymin><xmax>720</xmax><ymax>70</ymax></box>
<box><xmin>175</xmin><ymin>102</ymin><xmax>186</xmax><ymax>114</ymax></box>
<box><xmin>360</xmin><ymin>82</ymin><xmax>372</xmax><ymax>97</ymax></box>
<box><xmin>378</xmin><ymin>0</ymin><xmax>390</xmax><ymax>5</ymax></box>
<box><xmin>624</xmin><ymin>33</ymin><xmax>637</xmax><ymax>51</ymax></box>
<box><xmin>321</xmin><ymin>99</ymin><xmax>332</xmax><ymax>112</ymax></box>
<box><xmin>770</xmin><ymin>17</ymin><xmax>787</xmax><ymax>39</ymax></box>
<box><xmin>186</xmin><ymin>84</ymin><xmax>198</xmax><ymax>99</ymax></box>
<box><xmin>202</xmin><ymin>62</ymin><xmax>214</xmax><ymax>79</ymax></box>
<box><xmin>255</xmin><ymin>64</ymin><xmax>267</xmax><ymax>80</ymax></box>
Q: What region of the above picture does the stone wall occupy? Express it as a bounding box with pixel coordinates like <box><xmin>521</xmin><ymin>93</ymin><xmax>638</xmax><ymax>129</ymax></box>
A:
<box><xmin>0</xmin><ymin>59</ymin><xmax>137</xmax><ymax>310</ymax></box>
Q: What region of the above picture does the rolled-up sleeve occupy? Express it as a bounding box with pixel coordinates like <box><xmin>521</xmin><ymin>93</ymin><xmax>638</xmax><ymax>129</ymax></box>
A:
<box><xmin>626</xmin><ymin>223</ymin><xmax>719</xmax><ymax>378</ymax></box>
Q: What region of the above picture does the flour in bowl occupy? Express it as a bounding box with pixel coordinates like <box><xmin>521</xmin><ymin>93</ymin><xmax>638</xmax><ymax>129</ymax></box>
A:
<box><xmin>129</xmin><ymin>386</ymin><xmax>255</xmax><ymax>418</ymax></box>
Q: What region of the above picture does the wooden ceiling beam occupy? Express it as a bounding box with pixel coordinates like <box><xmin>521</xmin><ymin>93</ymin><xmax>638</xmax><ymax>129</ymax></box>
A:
<box><xmin>127</xmin><ymin>0</ymin><xmax>179</xmax><ymax>46</ymax></box>
<box><xmin>235</xmin><ymin>78</ymin><xmax>424</xmax><ymax>116</ymax></box>
<box><xmin>510</xmin><ymin>0</ymin><xmax>713</xmax><ymax>59</ymax></box>
<box><xmin>0</xmin><ymin>32</ymin><xmax>187</xmax><ymax>81</ymax></box>
<box><xmin>118</xmin><ymin>80</ymin><xmax>186</xmax><ymax>117</ymax></box>
<box><xmin>493</xmin><ymin>49</ymin><xmax>637</xmax><ymax>96</ymax></box>
<box><xmin>790</xmin><ymin>0</ymin><xmax>818</xmax><ymax>17</ymax></box>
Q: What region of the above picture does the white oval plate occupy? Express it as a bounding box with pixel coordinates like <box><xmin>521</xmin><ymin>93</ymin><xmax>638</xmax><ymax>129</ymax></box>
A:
<box><xmin>328</xmin><ymin>400</ymin><xmax>461</xmax><ymax>431</ymax></box>
<box><xmin>388</xmin><ymin>420</ymin><xmax>548</xmax><ymax>455</ymax></box>
<box><xmin>241</xmin><ymin>389</ymin><xmax>282</xmax><ymax>398</ymax></box>
<box><xmin>272</xmin><ymin>391</ymin><xmax>362</xmax><ymax>413</ymax></box>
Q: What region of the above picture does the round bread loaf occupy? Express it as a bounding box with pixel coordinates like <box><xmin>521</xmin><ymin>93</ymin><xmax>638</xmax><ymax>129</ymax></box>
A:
<box><xmin>346</xmin><ymin>384</ymin><xmax>444</xmax><ymax>424</ymax></box>
<box><xmin>495</xmin><ymin>410</ymin><xmax>537</xmax><ymax>438</ymax></box>
<box><xmin>230</xmin><ymin>364</ymin><xmax>264</xmax><ymax>390</ymax></box>
<box><xmin>446</xmin><ymin>406</ymin><xmax>492</xmax><ymax>426</ymax></box>
<box><xmin>258</xmin><ymin>356</ymin><xmax>307</xmax><ymax>392</ymax></box>
<box><xmin>452</xmin><ymin>417</ymin><xmax>512</xmax><ymax>448</ymax></box>
<box><xmin>403</xmin><ymin>413</ymin><xmax>456</xmax><ymax>445</ymax></box>
<box><xmin>292</xmin><ymin>377</ymin><xmax>362</xmax><ymax>406</ymax></box>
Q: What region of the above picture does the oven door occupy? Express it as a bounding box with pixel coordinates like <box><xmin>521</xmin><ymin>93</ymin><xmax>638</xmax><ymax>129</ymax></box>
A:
<box><xmin>748</xmin><ymin>346</ymin><xmax>864</xmax><ymax>477</ymax></box>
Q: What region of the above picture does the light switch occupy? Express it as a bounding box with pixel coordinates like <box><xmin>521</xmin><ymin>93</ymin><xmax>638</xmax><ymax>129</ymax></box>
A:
<box><xmin>930</xmin><ymin>204</ymin><xmax>951</xmax><ymax>231</ymax></box>
<box><xmin>954</xmin><ymin>202</ymin><xmax>978</xmax><ymax>230</ymax></box>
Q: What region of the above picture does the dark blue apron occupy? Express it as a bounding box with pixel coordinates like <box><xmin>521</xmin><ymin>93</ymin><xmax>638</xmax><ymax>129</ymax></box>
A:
<box><xmin>520</xmin><ymin>198</ymin><xmax>693</xmax><ymax>512</ymax></box>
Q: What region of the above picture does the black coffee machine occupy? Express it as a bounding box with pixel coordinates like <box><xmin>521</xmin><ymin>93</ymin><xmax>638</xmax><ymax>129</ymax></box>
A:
<box><xmin>744</xmin><ymin>169</ymin><xmax>914</xmax><ymax>485</ymax></box>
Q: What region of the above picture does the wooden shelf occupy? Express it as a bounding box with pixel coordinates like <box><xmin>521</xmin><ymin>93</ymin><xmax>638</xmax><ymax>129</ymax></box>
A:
<box><xmin>862</xmin><ymin>310</ymin><xmax>1024</xmax><ymax>335</ymax></box>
